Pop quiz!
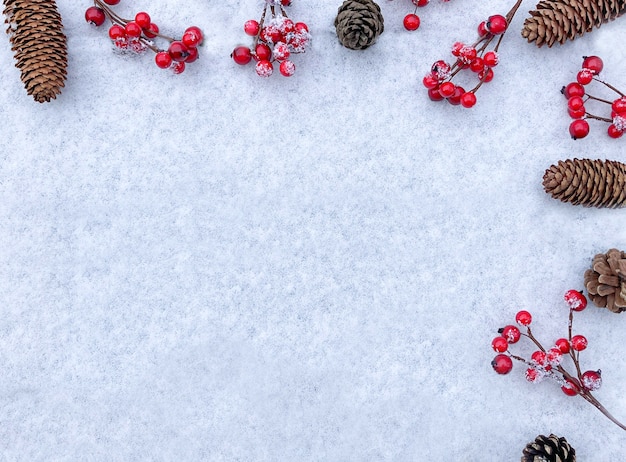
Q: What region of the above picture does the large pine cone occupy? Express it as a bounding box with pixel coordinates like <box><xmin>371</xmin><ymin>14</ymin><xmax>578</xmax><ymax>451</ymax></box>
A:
<box><xmin>521</xmin><ymin>0</ymin><xmax>626</xmax><ymax>47</ymax></box>
<box><xmin>542</xmin><ymin>159</ymin><xmax>626</xmax><ymax>208</ymax></box>
<box><xmin>521</xmin><ymin>434</ymin><xmax>576</xmax><ymax>462</ymax></box>
<box><xmin>584</xmin><ymin>249</ymin><xmax>626</xmax><ymax>313</ymax></box>
<box><xmin>3</xmin><ymin>0</ymin><xmax>68</xmax><ymax>102</ymax></box>
<box><xmin>335</xmin><ymin>0</ymin><xmax>384</xmax><ymax>50</ymax></box>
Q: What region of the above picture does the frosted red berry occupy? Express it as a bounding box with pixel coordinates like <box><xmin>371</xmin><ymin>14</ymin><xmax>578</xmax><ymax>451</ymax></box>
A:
<box><xmin>564</xmin><ymin>290</ymin><xmax>587</xmax><ymax>311</ymax></box>
<box><xmin>525</xmin><ymin>367</ymin><xmax>541</xmax><ymax>383</ymax></box>
<box><xmin>582</xmin><ymin>55</ymin><xmax>603</xmax><ymax>75</ymax></box>
<box><xmin>255</xmin><ymin>59</ymin><xmax>274</xmax><ymax>77</ymax></box>
<box><xmin>515</xmin><ymin>310</ymin><xmax>532</xmax><ymax>326</ymax></box>
<box><xmin>555</xmin><ymin>338</ymin><xmax>570</xmax><ymax>354</ymax></box>
<box><xmin>612</xmin><ymin>97</ymin><xmax>626</xmax><ymax>114</ymax></box>
<box><xmin>85</xmin><ymin>7</ymin><xmax>106</xmax><ymax>27</ymax></box>
<box><xmin>184</xmin><ymin>27</ymin><xmax>204</xmax><ymax>46</ymax></box>
<box><xmin>491</xmin><ymin>354</ymin><xmax>513</xmax><ymax>374</ymax></box>
<box><xmin>279</xmin><ymin>60</ymin><xmax>296</xmax><ymax>77</ymax></box>
<box><xmin>232</xmin><ymin>46</ymin><xmax>252</xmax><ymax>65</ymax></box>
<box><xmin>483</xmin><ymin>51</ymin><xmax>499</xmax><ymax>67</ymax></box>
<box><xmin>403</xmin><ymin>14</ymin><xmax>421</xmax><ymax>31</ymax></box>
<box><xmin>491</xmin><ymin>336</ymin><xmax>509</xmax><ymax>353</ymax></box>
<box><xmin>531</xmin><ymin>350</ymin><xmax>548</xmax><ymax>368</ymax></box>
<box><xmin>477</xmin><ymin>21</ymin><xmax>489</xmax><ymax>37</ymax></box>
<box><xmin>422</xmin><ymin>74</ymin><xmax>439</xmax><ymax>89</ymax></box>
<box><xmin>571</xmin><ymin>335</ymin><xmax>588</xmax><ymax>351</ymax></box>
<box><xmin>569</xmin><ymin>119</ymin><xmax>589</xmax><ymax>140</ymax></box>
<box><xmin>577</xmin><ymin>69</ymin><xmax>593</xmax><ymax>85</ymax></box>
<box><xmin>244</xmin><ymin>19</ymin><xmax>260</xmax><ymax>36</ymax></box>
<box><xmin>546</xmin><ymin>348</ymin><xmax>563</xmax><ymax>366</ymax></box>
<box><xmin>172</xmin><ymin>61</ymin><xmax>185</xmax><ymax>74</ymax></box>
<box><xmin>108</xmin><ymin>24</ymin><xmax>126</xmax><ymax>40</ymax></box>
<box><xmin>561</xmin><ymin>379</ymin><xmax>580</xmax><ymax>396</ymax></box>
<box><xmin>500</xmin><ymin>325</ymin><xmax>521</xmax><ymax>344</ymax></box>
<box><xmin>608</xmin><ymin>124</ymin><xmax>624</xmax><ymax>138</ymax></box>
<box><xmin>581</xmin><ymin>370</ymin><xmax>602</xmax><ymax>391</ymax></box>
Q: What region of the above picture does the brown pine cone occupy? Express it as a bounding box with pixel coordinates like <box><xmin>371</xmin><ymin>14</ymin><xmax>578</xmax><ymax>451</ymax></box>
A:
<box><xmin>3</xmin><ymin>0</ymin><xmax>68</xmax><ymax>102</ymax></box>
<box><xmin>521</xmin><ymin>434</ymin><xmax>576</xmax><ymax>461</ymax></box>
<box><xmin>584</xmin><ymin>249</ymin><xmax>626</xmax><ymax>313</ymax></box>
<box><xmin>521</xmin><ymin>0</ymin><xmax>626</xmax><ymax>47</ymax></box>
<box><xmin>335</xmin><ymin>0</ymin><xmax>384</xmax><ymax>50</ymax></box>
<box><xmin>542</xmin><ymin>159</ymin><xmax>626</xmax><ymax>208</ymax></box>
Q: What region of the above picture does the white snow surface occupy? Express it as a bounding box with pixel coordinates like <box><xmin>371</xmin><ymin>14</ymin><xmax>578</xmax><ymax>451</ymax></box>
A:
<box><xmin>1</xmin><ymin>0</ymin><xmax>626</xmax><ymax>460</ymax></box>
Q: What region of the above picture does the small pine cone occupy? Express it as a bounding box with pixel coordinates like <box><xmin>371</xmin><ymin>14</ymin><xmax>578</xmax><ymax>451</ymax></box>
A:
<box><xmin>334</xmin><ymin>0</ymin><xmax>384</xmax><ymax>50</ymax></box>
<box><xmin>3</xmin><ymin>0</ymin><xmax>68</xmax><ymax>102</ymax></box>
<box><xmin>542</xmin><ymin>159</ymin><xmax>626</xmax><ymax>208</ymax></box>
<box><xmin>521</xmin><ymin>434</ymin><xmax>576</xmax><ymax>462</ymax></box>
<box><xmin>584</xmin><ymin>248</ymin><xmax>626</xmax><ymax>313</ymax></box>
<box><xmin>521</xmin><ymin>0</ymin><xmax>626</xmax><ymax>47</ymax></box>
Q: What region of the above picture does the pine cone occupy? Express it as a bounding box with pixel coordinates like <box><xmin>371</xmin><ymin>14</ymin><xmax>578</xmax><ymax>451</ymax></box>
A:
<box><xmin>521</xmin><ymin>434</ymin><xmax>576</xmax><ymax>462</ymax></box>
<box><xmin>334</xmin><ymin>0</ymin><xmax>384</xmax><ymax>50</ymax></box>
<box><xmin>521</xmin><ymin>0</ymin><xmax>626</xmax><ymax>47</ymax></box>
<box><xmin>542</xmin><ymin>159</ymin><xmax>626</xmax><ymax>208</ymax></box>
<box><xmin>3</xmin><ymin>0</ymin><xmax>67</xmax><ymax>102</ymax></box>
<box><xmin>584</xmin><ymin>249</ymin><xmax>626</xmax><ymax>313</ymax></box>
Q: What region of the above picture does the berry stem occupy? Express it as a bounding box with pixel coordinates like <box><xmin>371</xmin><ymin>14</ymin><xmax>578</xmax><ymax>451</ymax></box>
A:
<box><xmin>580</xmin><ymin>390</ymin><xmax>626</xmax><ymax>431</ymax></box>
<box><xmin>585</xmin><ymin>113</ymin><xmax>613</xmax><ymax>123</ymax></box>
<box><xmin>585</xmin><ymin>94</ymin><xmax>615</xmax><ymax>105</ymax></box>
<box><xmin>593</xmin><ymin>77</ymin><xmax>625</xmax><ymax>97</ymax></box>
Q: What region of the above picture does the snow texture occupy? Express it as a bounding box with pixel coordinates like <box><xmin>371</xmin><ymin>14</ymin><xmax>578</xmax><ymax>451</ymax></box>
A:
<box><xmin>1</xmin><ymin>0</ymin><xmax>626</xmax><ymax>460</ymax></box>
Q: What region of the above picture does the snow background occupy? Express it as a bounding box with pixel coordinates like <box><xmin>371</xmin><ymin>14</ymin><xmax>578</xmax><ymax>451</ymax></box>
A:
<box><xmin>1</xmin><ymin>0</ymin><xmax>626</xmax><ymax>460</ymax></box>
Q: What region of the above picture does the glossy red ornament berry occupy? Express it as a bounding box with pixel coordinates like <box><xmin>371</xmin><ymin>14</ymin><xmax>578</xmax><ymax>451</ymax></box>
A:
<box><xmin>85</xmin><ymin>7</ymin><xmax>106</xmax><ymax>26</ymax></box>
<box><xmin>438</xmin><ymin>82</ymin><xmax>456</xmax><ymax>98</ymax></box>
<box><xmin>568</xmin><ymin>107</ymin><xmax>586</xmax><ymax>119</ymax></box>
<box><xmin>144</xmin><ymin>23</ymin><xmax>159</xmax><ymax>39</ymax></box>
<box><xmin>155</xmin><ymin>51</ymin><xmax>172</xmax><ymax>69</ymax></box>
<box><xmin>555</xmin><ymin>338</ymin><xmax>570</xmax><ymax>354</ymax></box>
<box><xmin>447</xmin><ymin>85</ymin><xmax>465</xmax><ymax>106</ymax></box>
<box><xmin>531</xmin><ymin>350</ymin><xmax>549</xmax><ymax>368</ymax></box>
<box><xmin>483</xmin><ymin>51</ymin><xmax>499</xmax><ymax>67</ymax></box>
<box><xmin>491</xmin><ymin>336</ymin><xmax>508</xmax><ymax>353</ymax></box>
<box><xmin>581</xmin><ymin>370</ymin><xmax>602</xmax><ymax>391</ymax></box>
<box><xmin>124</xmin><ymin>21</ymin><xmax>142</xmax><ymax>38</ymax></box>
<box><xmin>562</xmin><ymin>82</ymin><xmax>585</xmax><ymax>99</ymax></box>
<box><xmin>231</xmin><ymin>46</ymin><xmax>252</xmax><ymax>65</ymax></box>
<box><xmin>184</xmin><ymin>27</ymin><xmax>204</xmax><ymax>46</ymax></box>
<box><xmin>244</xmin><ymin>19</ymin><xmax>260</xmax><ymax>36</ymax></box>
<box><xmin>582</xmin><ymin>55</ymin><xmax>603</xmax><ymax>75</ymax></box>
<box><xmin>561</xmin><ymin>379</ymin><xmax>580</xmax><ymax>396</ymax></box>
<box><xmin>577</xmin><ymin>69</ymin><xmax>593</xmax><ymax>85</ymax></box>
<box><xmin>568</xmin><ymin>96</ymin><xmax>585</xmax><ymax>111</ymax></box>
<box><xmin>295</xmin><ymin>22</ymin><xmax>309</xmax><ymax>33</ymax></box>
<box><xmin>279</xmin><ymin>60</ymin><xmax>296</xmax><ymax>77</ymax></box>
<box><xmin>103</xmin><ymin>0</ymin><xmax>120</xmax><ymax>4</ymax></box>
<box><xmin>571</xmin><ymin>335</ymin><xmax>588</xmax><ymax>351</ymax></box>
<box><xmin>469</xmin><ymin>57</ymin><xmax>485</xmax><ymax>73</ymax></box>
<box><xmin>608</xmin><ymin>124</ymin><xmax>624</xmax><ymax>138</ymax></box>
<box><xmin>486</xmin><ymin>15</ymin><xmax>508</xmax><ymax>34</ymax></box>
<box><xmin>612</xmin><ymin>97</ymin><xmax>626</xmax><ymax>114</ymax></box>
<box><xmin>134</xmin><ymin>12</ymin><xmax>151</xmax><ymax>30</ymax></box>
<box><xmin>478</xmin><ymin>68</ymin><xmax>494</xmax><ymax>83</ymax></box>
<box><xmin>168</xmin><ymin>41</ymin><xmax>190</xmax><ymax>62</ymax></box>
<box><xmin>108</xmin><ymin>24</ymin><xmax>126</xmax><ymax>40</ymax></box>
<box><xmin>460</xmin><ymin>92</ymin><xmax>477</xmax><ymax>108</ymax></box>
<box><xmin>501</xmin><ymin>325</ymin><xmax>521</xmax><ymax>344</ymax></box>
<box><xmin>255</xmin><ymin>59</ymin><xmax>274</xmax><ymax>77</ymax></box>
<box><xmin>422</xmin><ymin>74</ymin><xmax>439</xmax><ymax>89</ymax></box>
<box><xmin>569</xmin><ymin>119</ymin><xmax>589</xmax><ymax>140</ymax></box>
<box><xmin>172</xmin><ymin>61</ymin><xmax>185</xmax><ymax>74</ymax></box>
<box><xmin>413</xmin><ymin>0</ymin><xmax>429</xmax><ymax>6</ymax></box>
<box><xmin>403</xmin><ymin>14</ymin><xmax>420</xmax><ymax>31</ymax></box>
<box><xmin>477</xmin><ymin>21</ymin><xmax>489</xmax><ymax>37</ymax></box>
<box><xmin>183</xmin><ymin>31</ymin><xmax>201</xmax><ymax>48</ymax></box>
<box><xmin>515</xmin><ymin>310</ymin><xmax>532</xmax><ymax>326</ymax></box>
<box><xmin>428</xmin><ymin>87</ymin><xmax>445</xmax><ymax>102</ymax></box>
<box><xmin>491</xmin><ymin>354</ymin><xmax>513</xmax><ymax>374</ymax></box>
<box><xmin>255</xmin><ymin>43</ymin><xmax>272</xmax><ymax>61</ymax></box>
<box><xmin>564</xmin><ymin>290</ymin><xmax>587</xmax><ymax>311</ymax></box>
<box><xmin>184</xmin><ymin>46</ymin><xmax>199</xmax><ymax>63</ymax></box>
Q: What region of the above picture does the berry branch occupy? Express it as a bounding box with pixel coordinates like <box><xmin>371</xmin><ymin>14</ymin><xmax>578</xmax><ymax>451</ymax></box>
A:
<box><xmin>85</xmin><ymin>0</ymin><xmax>203</xmax><ymax>74</ymax></box>
<box><xmin>422</xmin><ymin>0</ymin><xmax>523</xmax><ymax>108</ymax></box>
<box><xmin>231</xmin><ymin>0</ymin><xmax>311</xmax><ymax>78</ymax></box>
<box><xmin>562</xmin><ymin>56</ymin><xmax>626</xmax><ymax>139</ymax></box>
<box><xmin>491</xmin><ymin>290</ymin><xmax>626</xmax><ymax>432</ymax></box>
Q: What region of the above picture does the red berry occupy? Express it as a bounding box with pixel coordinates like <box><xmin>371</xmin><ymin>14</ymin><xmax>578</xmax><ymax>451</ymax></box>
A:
<box><xmin>569</xmin><ymin>119</ymin><xmax>589</xmax><ymax>140</ymax></box>
<box><xmin>469</xmin><ymin>57</ymin><xmax>485</xmax><ymax>73</ymax></box>
<box><xmin>451</xmin><ymin>42</ymin><xmax>464</xmax><ymax>57</ymax></box>
<box><xmin>483</xmin><ymin>51</ymin><xmax>499</xmax><ymax>67</ymax></box>
<box><xmin>183</xmin><ymin>30</ymin><xmax>201</xmax><ymax>48</ymax></box>
<box><xmin>431</xmin><ymin>60</ymin><xmax>451</xmax><ymax>80</ymax></box>
<box><xmin>612</xmin><ymin>97</ymin><xmax>626</xmax><ymax>114</ymax></box>
<box><xmin>403</xmin><ymin>14</ymin><xmax>421</xmax><ymax>31</ymax></box>
<box><xmin>608</xmin><ymin>124</ymin><xmax>624</xmax><ymax>138</ymax></box>
<box><xmin>478</xmin><ymin>68</ymin><xmax>494</xmax><ymax>83</ymax></box>
<box><xmin>255</xmin><ymin>43</ymin><xmax>272</xmax><ymax>61</ymax></box>
<box><xmin>581</xmin><ymin>370</ymin><xmax>602</xmax><ymax>391</ymax></box>
<box><xmin>184</xmin><ymin>27</ymin><xmax>204</xmax><ymax>46</ymax></box>
<box><xmin>562</xmin><ymin>82</ymin><xmax>585</xmax><ymax>99</ymax></box>
<box><xmin>477</xmin><ymin>21</ymin><xmax>490</xmax><ymax>37</ymax></box>
<box><xmin>531</xmin><ymin>350</ymin><xmax>548</xmax><ymax>367</ymax></box>
<box><xmin>280</xmin><ymin>19</ymin><xmax>296</xmax><ymax>34</ymax></box>
<box><xmin>144</xmin><ymin>23</ymin><xmax>159</xmax><ymax>39</ymax></box>
<box><xmin>184</xmin><ymin>46</ymin><xmax>199</xmax><ymax>63</ymax></box>
<box><xmin>231</xmin><ymin>46</ymin><xmax>252</xmax><ymax>65</ymax></box>
<box><xmin>460</xmin><ymin>92</ymin><xmax>477</xmax><ymax>108</ymax></box>
<box><xmin>486</xmin><ymin>15</ymin><xmax>508</xmax><ymax>35</ymax></box>
<box><xmin>576</xmin><ymin>69</ymin><xmax>593</xmax><ymax>85</ymax></box>
<box><xmin>555</xmin><ymin>338</ymin><xmax>570</xmax><ymax>354</ymax></box>
<box><xmin>281</xmin><ymin>0</ymin><xmax>292</xmax><ymax>5</ymax></box>
<box><xmin>295</xmin><ymin>22</ymin><xmax>309</xmax><ymax>33</ymax></box>
<box><xmin>255</xmin><ymin>60</ymin><xmax>273</xmax><ymax>77</ymax></box>
<box><xmin>273</xmin><ymin>42</ymin><xmax>290</xmax><ymax>61</ymax></box>
<box><xmin>413</xmin><ymin>0</ymin><xmax>429</xmax><ymax>6</ymax></box>
<box><xmin>108</xmin><ymin>24</ymin><xmax>126</xmax><ymax>40</ymax></box>
<box><xmin>155</xmin><ymin>51</ymin><xmax>172</xmax><ymax>69</ymax></box>
<box><xmin>172</xmin><ymin>61</ymin><xmax>185</xmax><ymax>74</ymax></box>
<box><xmin>571</xmin><ymin>335</ymin><xmax>588</xmax><ymax>351</ymax></box>
<box><xmin>500</xmin><ymin>325</ymin><xmax>521</xmax><ymax>344</ymax></box>
<box><xmin>491</xmin><ymin>354</ymin><xmax>513</xmax><ymax>374</ymax></box>
<box><xmin>458</xmin><ymin>46</ymin><xmax>477</xmax><ymax>65</ymax></box>
<box><xmin>85</xmin><ymin>7</ymin><xmax>106</xmax><ymax>27</ymax></box>
<box><xmin>582</xmin><ymin>55</ymin><xmax>603</xmax><ymax>75</ymax></box>
<box><xmin>244</xmin><ymin>19</ymin><xmax>260</xmax><ymax>36</ymax></box>
<box><xmin>279</xmin><ymin>60</ymin><xmax>296</xmax><ymax>77</ymax></box>
<box><xmin>428</xmin><ymin>87</ymin><xmax>445</xmax><ymax>102</ymax></box>
<box><xmin>515</xmin><ymin>310</ymin><xmax>532</xmax><ymax>326</ymax></box>
<box><xmin>525</xmin><ymin>367</ymin><xmax>542</xmax><ymax>383</ymax></box>
<box><xmin>561</xmin><ymin>379</ymin><xmax>580</xmax><ymax>396</ymax></box>
<box><xmin>168</xmin><ymin>41</ymin><xmax>190</xmax><ymax>62</ymax></box>
<box><xmin>124</xmin><ymin>21</ymin><xmax>142</xmax><ymax>38</ymax></box>
<box><xmin>546</xmin><ymin>348</ymin><xmax>563</xmax><ymax>366</ymax></box>
<box><xmin>564</xmin><ymin>290</ymin><xmax>587</xmax><ymax>311</ymax></box>
<box><xmin>447</xmin><ymin>85</ymin><xmax>465</xmax><ymax>106</ymax></box>
<box><xmin>491</xmin><ymin>336</ymin><xmax>508</xmax><ymax>353</ymax></box>
<box><xmin>568</xmin><ymin>96</ymin><xmax>585</xmax><ymax>111</ymax></box>
<box><xmin>134</xmin><ymin>12</ymin><xmax>151</xmax><ymax>30</ymax></box>
<box><xmin>103</xmin><ymin>0</ymin><xmax>120</xmax><ymax>4</ymax></box>
<box><xmin>422</xmin><ymin>74</ymin><xmax>439</xmax><ymax>89</ymax></box>
<box><xmin>568</xmin><ymin>107</ymin><xmax>586</xmax><ymax>119</ymax></box>
<box><xmin>438</xmin><ymin>82</ymin><xmax>456</xmax><ymax>98</ymax></box>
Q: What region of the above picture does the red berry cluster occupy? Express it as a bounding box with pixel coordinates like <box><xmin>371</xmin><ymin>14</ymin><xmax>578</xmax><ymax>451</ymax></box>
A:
<box><xmin>491</xmin><ymin>290</ymin><xmax>626</xmax><ymax>431</ymax></box>
<box><xmin>85</xmin><ymin>0</ymin><xmax>203</xmax><ymax>74</ymax></box>
<box><xmin>562</xmin><ymin>55</ymin><xmax>626</xmax><ymax>140</ymax></box>
<box><xmin>422</xmin><ymin>0</ymin><xmax>522</xmax><ymax>108</ymax></box>
<box><xmin>401</xmin><ymin>0</ymin><xmax>451</xmax><ymax>32</ymax></box>
<box><xmin>231</xmin><ymin>0</ymin><xmax>310</xmax><ymax>78</ymax></box>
